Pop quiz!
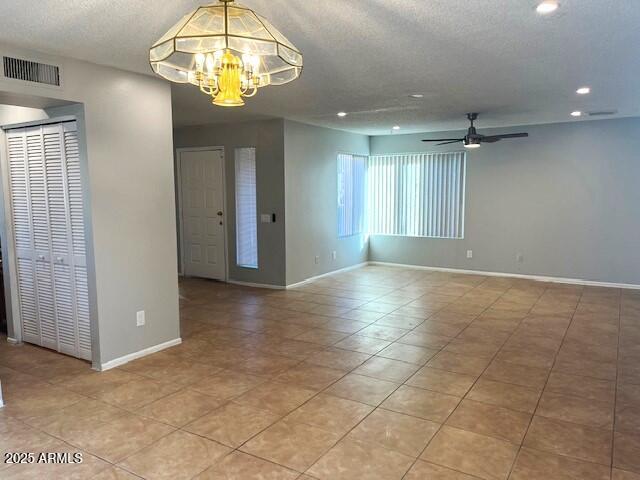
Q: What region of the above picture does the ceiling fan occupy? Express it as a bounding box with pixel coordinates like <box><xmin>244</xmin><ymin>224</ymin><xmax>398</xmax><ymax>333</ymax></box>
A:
<box><xmin>422</xmin><ymin>113</ymin><xmax>529</xmax><ymax>149</ymax></box>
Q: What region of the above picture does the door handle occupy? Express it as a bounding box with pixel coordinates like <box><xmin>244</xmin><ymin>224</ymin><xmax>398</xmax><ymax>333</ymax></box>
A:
<box><xmin>217</xmin><ymin>211</ymin><xmax>223</xmax><ymax>216</ymax></box>
<box><xmin>56</xmin><ymin>257</ymin><xmax>65</xmax><ymax>263</ymax></box>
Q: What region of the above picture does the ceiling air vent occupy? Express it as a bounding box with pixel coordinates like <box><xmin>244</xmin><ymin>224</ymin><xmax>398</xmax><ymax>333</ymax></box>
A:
<box><xmin>2</xmin><ymin>55</ymin><xmax>61</xmax><ymax>86</ymax></box>
<box><xmin>588</xmin><ymin>110</ymin><xmax>618</xmax><ymax>117</ymax></box>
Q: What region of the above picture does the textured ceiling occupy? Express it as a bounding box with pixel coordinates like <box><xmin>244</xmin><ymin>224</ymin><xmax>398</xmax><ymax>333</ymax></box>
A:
<box><xmin>0</xmin><ymin>0</ymin><xmax>639</xmax><ymax>134</ymax></box>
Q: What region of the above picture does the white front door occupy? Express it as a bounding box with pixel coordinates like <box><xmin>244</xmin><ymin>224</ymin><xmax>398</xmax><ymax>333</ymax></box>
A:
<box><xmin>179</xmin><ymin>149</ymin><xmax>226</xmax><ymax>280</ymax></box>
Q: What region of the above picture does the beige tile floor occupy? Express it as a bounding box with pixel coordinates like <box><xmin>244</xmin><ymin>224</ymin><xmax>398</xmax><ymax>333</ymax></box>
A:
<box><xmin>1</xmin><ymin>265</ymin><xmax>640</xmax><ymax>479</ymax></box>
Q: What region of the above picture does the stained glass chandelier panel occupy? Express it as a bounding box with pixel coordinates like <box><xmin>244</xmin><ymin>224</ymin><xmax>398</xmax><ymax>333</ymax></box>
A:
<box><xmin>150</xmin><ymin>0</ymin><xmax>303</xmax><ymax>106</ymax></box>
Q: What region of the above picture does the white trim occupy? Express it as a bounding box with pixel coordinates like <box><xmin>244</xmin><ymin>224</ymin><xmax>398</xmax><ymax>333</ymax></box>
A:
<box><xmin>367</xmin><ymin>261</ymin><xmax>640</xmax><ymax>290</ymax></box>
<box><xmin>1</xmin><ymin>116</ymin><xmax>76</xmax><ymax>131</ymax></box>
<box><xmin>286</xmin><ymin>262</ymin><xmax>369</xmax><ymax>289</ymax></box>
<box><xmin>227</xmin><ymin>280</ymin><xmax>285</xmax><ymax>290</ymax></box>
<box><xmin>176</xmin><ymin>146</ymin><xmax>228</xmax><ymax>281</ymax></box>
<box><xmin>98</xmin><ymin>338</ymin><xmax>182</xmax><ymax>371</ymax></box>
<box><xmin>6</xmin><ymin>337</ymin><xmax>19</xmax><ymax>345</ymax></box>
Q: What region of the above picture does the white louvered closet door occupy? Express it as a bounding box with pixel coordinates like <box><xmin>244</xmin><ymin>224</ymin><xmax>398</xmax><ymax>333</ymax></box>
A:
<box><xmin>5</xmin><ymin>121</ymin><xmax>91</xmax><ymax>361</ymax></box>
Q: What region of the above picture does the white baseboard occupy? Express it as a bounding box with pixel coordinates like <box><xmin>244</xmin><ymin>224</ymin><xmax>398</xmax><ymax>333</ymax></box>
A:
<box><xmin>227</xmin><ymin>280</ymin><xmax>286</xmax><ymax>290</ymax></box>
<box><xmin>367</xmin><ymin>261</ymin><xmax>640</xmax><ymax>290</ymax></box>
<box><xmin>286</xmin><ymin>262</ymin><xmax>369</xmax><ymax>289</ymax></box>
<box><xmin>6</xmin><ymin>337</ymin><xmax>19</xmax><ymax>345</ymax></box>
<box><xmin>98</xmin><ymin>338</ymin><xmax>182</xmax><ymax>371</ymax></box>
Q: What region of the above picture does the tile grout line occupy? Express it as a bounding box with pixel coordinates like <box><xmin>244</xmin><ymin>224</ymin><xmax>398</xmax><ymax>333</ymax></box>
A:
<box><xmin>4</xmin><ymin>268</ymin><xmax>629</xmax><ymax>479</ymax></box>
<box><xmin>205</xmin><ymin>272</ymin><xmax>525</xmax><ymax>477</ymax></box>
<box><xmin>223</xmin><ymin>278</ymin><xmax>428</xmax><ymax>475</ymax></box>
<box><xmin>400</xmin><ymin>276</ymin><xmax>545</xmax><ymax>479</ymax></box>
<box><xmin>298</xmin><ymin>275</ymin><xmax>481</xmax><ymax>478</ymax></box>
<box><xmin>184</xmin><ymin>279</ymin><xmax>410</xmax><ymax>475</ymax></box>
<box><xmin>230</xmin><ymin>275</ymin><xmax>484</xmax><ymax>476</ymax></box>
<box><xmin>504</xmin><ymin>283</ymin><xmax>586</xmax><ymax>480</ymax></box>
<box><xmin>104</xmin><ymin>278</ymin><xmax>409</xmax><ymax>477</ymax></box>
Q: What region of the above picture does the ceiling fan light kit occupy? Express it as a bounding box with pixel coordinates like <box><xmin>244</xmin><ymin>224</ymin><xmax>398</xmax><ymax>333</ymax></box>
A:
<box><xmin>149</xmin><ymin>0</ymin><xmax>303</xmax><ymax>107</ymax></box>
<box><xmin>422</xmin><ymin>113</ymin><xmax>529</xmax><ymax>149</ymax></box>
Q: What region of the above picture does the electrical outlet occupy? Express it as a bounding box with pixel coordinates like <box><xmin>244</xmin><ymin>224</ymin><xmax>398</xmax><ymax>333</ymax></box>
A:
<box><xmin>331</xmin><ymin>251</ymin><xmax>337</xmax><ymax>261</ymax></box>
<box><xmin>516</xmin><ymin>253</ymin><xmax>524</xmax><ymax>263</ymax></box>
<box><xmin>314</xmin><ymin>255</ymin><xmax>320</xmax><ymax>265</ymax></box>
<box><xmin>136</xmin><ymin>310</ymin><xmax>145</xmax><ymax>327</ymax></box>
<box><xmin>466</xmin><ymin>250</ymin><xmax>473</xmax><ymax>259</ymax></box>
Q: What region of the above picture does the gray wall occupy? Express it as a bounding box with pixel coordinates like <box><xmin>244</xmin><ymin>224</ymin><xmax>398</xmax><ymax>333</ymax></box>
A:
<box><xmin>0</xmin><ymin>45</ymin><xmax>180</xmax><ymax>365</ymax></box>
<box><xmin>173</xmin><ymin>119</ymin><xmax>287</xmax><ymax>287</ymax></box>
<box><xmin>284</xmin><ymin>120</ymin><xmax>370</xmax><ymax>285</ymax></box>
<box><xmin>370</xmin><ymin>117</ymin><xmax>640</xmax><ymax>285</ymax></box>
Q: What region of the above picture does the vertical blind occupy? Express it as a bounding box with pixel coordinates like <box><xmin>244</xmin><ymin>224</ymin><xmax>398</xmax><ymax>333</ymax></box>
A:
<box><xmin>337</xmin><ymin>153</ymin><xmax>367</xmax><ymax>237</ymax></box>
<box><xmin>367</xmin><ymin>152</ymin><xmax>466</xmax><ymax>238</ymax></box>
<box><xmin>235</xmin><ymin>147</ymin><xmax>258</xmax><ymax>268</ymax></box>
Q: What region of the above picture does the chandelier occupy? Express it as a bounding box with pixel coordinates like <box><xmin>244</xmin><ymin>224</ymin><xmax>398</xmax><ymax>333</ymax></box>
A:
<box><xmin>149</xmin><ymin>0</ymin><xmax>303</xmax><ymax>107</ymax></box>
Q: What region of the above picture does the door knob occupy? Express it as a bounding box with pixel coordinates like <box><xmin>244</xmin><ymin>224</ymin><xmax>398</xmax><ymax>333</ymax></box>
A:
<box><xmin>217</xmin><ymin>211</ymin><xmax>223</xmax><ymax>216</ymax></box>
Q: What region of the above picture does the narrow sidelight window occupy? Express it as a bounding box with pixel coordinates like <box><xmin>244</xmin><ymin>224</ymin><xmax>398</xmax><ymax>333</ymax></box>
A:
<box><xmin>235</xmin><ymin>147</ymin><xmax>258</xmax><ymax>268</ymax></box>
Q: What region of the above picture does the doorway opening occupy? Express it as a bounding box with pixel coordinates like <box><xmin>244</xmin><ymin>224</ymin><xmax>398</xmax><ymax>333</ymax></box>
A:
<box><xmin>0</xmin><ymin>102</ymin><xmax>97</xmax><ymax>369</ymax></box>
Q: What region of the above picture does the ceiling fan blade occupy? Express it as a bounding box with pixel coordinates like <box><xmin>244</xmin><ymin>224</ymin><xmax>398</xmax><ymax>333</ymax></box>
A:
<box><xmin>437</xmin><ymin>140</ymin><xmax>462</xmax><ymax>146</ymax></box>
<box><xmin>481</xmin><ymin>133</ymin><xmax>529</xmax><ymax>143</ymax></box>
<box><xmin>422</xmin><ymin>138</ymin><xmax>463</xmax><ymax>143</ymax></box>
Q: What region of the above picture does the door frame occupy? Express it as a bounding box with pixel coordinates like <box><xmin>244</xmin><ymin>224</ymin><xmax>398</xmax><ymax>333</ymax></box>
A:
<box><xmin>176</xmin><ymin>146</ymin><xmax>228</xmax><ymax>282</ymax></box>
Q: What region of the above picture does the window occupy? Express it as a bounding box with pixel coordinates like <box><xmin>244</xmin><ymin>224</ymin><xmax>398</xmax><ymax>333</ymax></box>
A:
<box><xmin>368</xmin><ymin>152</ymin><xmax>466</xmax><ymax>238</ymax></box>
<box><xmin>235</xmin><ymin>147</ymin><xmax>258</xmax><ymax>268</ymax></box>
<box><xmin>337</xmin><ymin>153</ymin><xmax>367</xmax><ymax>237</ymax></box>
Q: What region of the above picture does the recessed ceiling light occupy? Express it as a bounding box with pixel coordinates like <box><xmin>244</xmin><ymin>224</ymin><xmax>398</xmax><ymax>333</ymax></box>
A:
<box><xmin>409</xmin><ymin>94</ymin><xmax>424</xmax><ymax>99</ymax></box>
<box><xmin>392</xmin><ymin>125</ymin><xmax>401</xmax><ymax>130</ymax></box>
<box><xmin>576</xmin><ymin>87</ymin><xmax>591</xmax><ymax>95</ymax></box>
<box><xmin>337</xmin><ymin>112</ymin><xmax>347</xmax><ymax>117</ymax></box>
<box><xmin>536</xmin><ymin>1</ymin><xmax>559</xmax><ymax>14</ymax></box>
<box><xmin>571</xmin><ymin>111</ymin><xmax>583</xmax><ymax>117</ymax></box>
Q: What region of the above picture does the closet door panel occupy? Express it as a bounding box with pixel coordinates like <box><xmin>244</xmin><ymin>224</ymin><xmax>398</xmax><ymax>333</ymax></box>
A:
<box><xmin>63</xmin><ymin>123</ymin><xmax>91</xmax><ymax>360</ymax></box>
<box><xmin>5</xmin><ymin>120</ymin><xmax>91</xmax><ymax>360</ymax></box>
<box><xmin>6</xmin><ymin>130</ymin><xmax>40</xmax><ymax>344</ymax></box>
<box><xmin>43</xmin><ymin>123</ymin><xmax>79</xmax><ymax>356</ymax></box>
<box><xmin>26</xmin><ymin>126</ymin><xmax>59</xmax><ymax>349</ymax></box>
